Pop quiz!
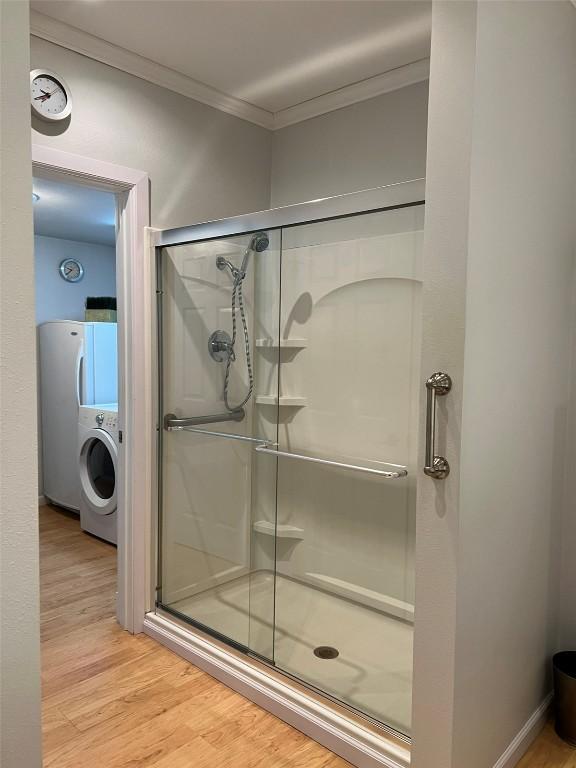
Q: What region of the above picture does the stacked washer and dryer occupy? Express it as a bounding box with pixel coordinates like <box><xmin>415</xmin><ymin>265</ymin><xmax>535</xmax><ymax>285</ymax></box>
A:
<box><xmin>39</xmin><ymin>321</ymin><xmax>119</xmax><ymax>545</ymax></box>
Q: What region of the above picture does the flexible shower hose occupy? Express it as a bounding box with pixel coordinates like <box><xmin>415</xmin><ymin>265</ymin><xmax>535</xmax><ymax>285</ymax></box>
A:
<box><xmin>223</xmin><ymin>265</ymin><xmax>253</xmax><ymax>412</ymax></box>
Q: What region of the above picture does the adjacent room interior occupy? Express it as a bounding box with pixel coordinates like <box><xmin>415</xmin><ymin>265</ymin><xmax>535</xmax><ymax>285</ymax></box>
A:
<box><xmin>34</xmin><ymin>174</ymin><xmax>120</xmax><ymax>628</ymax></box>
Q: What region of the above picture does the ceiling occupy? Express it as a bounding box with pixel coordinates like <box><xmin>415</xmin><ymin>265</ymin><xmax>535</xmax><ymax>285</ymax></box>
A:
<box><xmin>33</xmin><ymin>176</ymin><xmax>116</xmax><ymax>246</ymax></box>
<box><xmin>30</xmin><ymin>0</ymin><xmax>431</xmax><ymax>124</ymax></box>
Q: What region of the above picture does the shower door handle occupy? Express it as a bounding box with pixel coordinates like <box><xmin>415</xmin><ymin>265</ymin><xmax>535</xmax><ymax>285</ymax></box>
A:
<box><xmin>255</xmin><ymin>445</ymin><xmax>407</xmax><ymax>479</ymax></box>
<box><xmin>423</xmin><ymin>372</ymin><xmax>452</xmax><ymax>479</ymax></box>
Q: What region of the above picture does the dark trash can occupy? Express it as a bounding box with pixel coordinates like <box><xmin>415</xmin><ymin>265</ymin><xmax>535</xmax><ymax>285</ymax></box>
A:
<box><xmin>553</xmin><ymin>652</ymin><xmax>576</xmax><ymax>745</ymax></box>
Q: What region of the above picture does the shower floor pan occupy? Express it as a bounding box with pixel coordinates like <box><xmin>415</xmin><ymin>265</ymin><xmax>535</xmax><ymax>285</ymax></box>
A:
<box><xmin>167</xmin><ymin>571</ymin><xmax>413</xmax><ymax>735</ymax></box>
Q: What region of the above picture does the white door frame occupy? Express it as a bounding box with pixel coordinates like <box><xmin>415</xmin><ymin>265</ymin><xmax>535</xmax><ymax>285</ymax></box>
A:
<box><xmin>32</xmin><ymin>144</ymin><xmax>152</xmax><ymax>633</ymax></box>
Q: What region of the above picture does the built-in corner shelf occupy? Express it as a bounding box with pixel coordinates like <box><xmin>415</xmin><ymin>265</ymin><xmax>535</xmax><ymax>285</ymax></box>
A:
<box><xmin>253</xmin><ymin>520</ymin><xmax>304</xmax><ymax>540</ymax></box>
<box><xmin>256</xmin><ymin>338</ymin><xmax>308</xmax><ymax>350</ymax></box>
<box><xmin>255</xmin><ymin>395</ymin><xmax>308</xmax><ymax>407</ymax></box>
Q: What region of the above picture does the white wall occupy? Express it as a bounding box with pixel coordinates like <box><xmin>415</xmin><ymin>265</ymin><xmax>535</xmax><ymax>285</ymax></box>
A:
<box><xmin>30</xmin><ymin>36</ymin><xmax>272</xmax><ymax>228</ymax></box>
<box><xmin>0</xmin><ymin>1</ymin><xmax>42</xmax><ymax>766</ymax></box>
<box><xmin>270</xmin><ymin>81</ymin><xmax>429</xmax><ymax>207</ymax></box>
<box><xmin>35</xmin><ymin>235</ymin><xmax>116</xmax><ymax>325</ymax></box>
<box><xmin>453</xmin><ymin>2</ymin><xmax>576</xmax><ymax>767</ymax></box>
<box><xmin>411</xmin><ymin>3</ymin><xmax>477</xmax><ymax>765</ymax></box>
<box><xmin>413</xmin><ymin>4</ymin><xmax>576</xmax><ymax>767</ymax></box>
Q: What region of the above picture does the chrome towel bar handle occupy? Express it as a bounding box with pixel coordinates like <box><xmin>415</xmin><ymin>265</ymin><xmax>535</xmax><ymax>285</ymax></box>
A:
<box><xmin>255</xmin><ymin>445</ymin><xmax>408</xmax><ymax>479</ymax></box>
<box><xmin>165</xmin><ymin>424</ymin><xmax>275</xmax><ymax>446</ymax></box>
<box><xmin>423</xmin><ymin>372</ymin><xmax>452</xmax><ymax>479</ymax></box>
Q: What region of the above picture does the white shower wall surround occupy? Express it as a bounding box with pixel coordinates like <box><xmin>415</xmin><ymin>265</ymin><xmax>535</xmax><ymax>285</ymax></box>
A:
<box><xmin>158</xmin><ymin>197</ymin><xmax>423</xmax><ymax>737</ymax></box>
<box><xmin>253</xmin><ymin>213</ymin><xmax>423</xmax><ymax>616</ymax></box>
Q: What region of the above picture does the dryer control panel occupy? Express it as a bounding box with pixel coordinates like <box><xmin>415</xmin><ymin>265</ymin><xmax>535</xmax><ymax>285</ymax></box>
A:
<box><xmin>96</xmin><ymin>411</ymin><xmax>118</xmax><ymax>430</ymax></box>
<box><xmin>78</xmin><ymin>404</ymin><xmax>118</xmax><ymax>433</ymax></box>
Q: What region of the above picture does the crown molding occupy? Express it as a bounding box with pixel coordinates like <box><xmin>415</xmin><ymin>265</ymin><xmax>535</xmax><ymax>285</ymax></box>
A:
<box><xmin>30</xmin><ymin>10</ymin><xmax>275</xmax><ymax>129</ymax></box>
<box><xmin>273</xmin><ymin>58</ymin><xmax>430</xmax><ymax>130</ymax></box>
<box><xmin>30</xmin><ymin>10</ymin><xmax>430</xmax><ymax>132</ymax></box>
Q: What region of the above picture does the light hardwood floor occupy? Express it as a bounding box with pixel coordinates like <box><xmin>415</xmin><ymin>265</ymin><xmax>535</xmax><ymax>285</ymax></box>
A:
<box><xmin>40</xmin><ymin>503</ymin><xmax>571</xmax><ymax>768</ymax></box>
<box><xmin>40</xmin><ymin>504</ymin><xmax>351</xmax><ymax>767</ymax></box>
<box><xmin>517</xmin><ymin>722</ymin><xmax>576</xmax><ymax>768</ymax></box>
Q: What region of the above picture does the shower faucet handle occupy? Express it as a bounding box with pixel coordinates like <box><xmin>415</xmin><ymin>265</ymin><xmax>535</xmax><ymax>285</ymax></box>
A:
<box><xmin>208</xmin><ymin>330</ymin><xmax>234</xmax><ymax>362</ymax></box>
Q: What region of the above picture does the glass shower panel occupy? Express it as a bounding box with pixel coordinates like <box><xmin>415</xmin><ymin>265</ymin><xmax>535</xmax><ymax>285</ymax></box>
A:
<box><xmin>159</xmin><ymin>231</ymin><xmax>281</xmax><ymax>658</ymax></box>
<box><xmin>269</xmin><ymin>206</ymin><xmax>424</xmax><ymax>735</ymax></box>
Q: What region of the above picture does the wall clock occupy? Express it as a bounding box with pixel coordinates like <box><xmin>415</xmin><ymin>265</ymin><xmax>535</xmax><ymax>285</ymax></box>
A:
<box><xmin>30</xmin><ymin>69</ymin><xmax>72</xmax><ymax>122</ymax></box>
<box><xmin>59</xmin><ymin>259</ymin><xmax>84</xmax><ymax>283</ymax></box>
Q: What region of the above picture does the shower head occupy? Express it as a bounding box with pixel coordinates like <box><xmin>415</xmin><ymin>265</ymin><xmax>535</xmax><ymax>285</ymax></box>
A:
<box><xmin>217</xmin><ymin>232</ymin><xmax>270</xmax><ymax>276</ymax></box>
<box><xmin>249</xmin><ymin>231</ymin><xmax>269</xmax><ymax>253</ymax></box>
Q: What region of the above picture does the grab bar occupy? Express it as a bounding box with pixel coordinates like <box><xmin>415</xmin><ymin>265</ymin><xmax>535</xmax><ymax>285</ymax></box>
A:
<box><xmin>164</xmin><ymin>410</ymin><xmax>244</xmax><ymax>430</ymax></box>
<box><xmin>254</xmin><ymin>445</ymin><xmax>408</xmax><ymax>479</ymax></box>
<box><xmin>423</xmin><ymin>371</ymin><xmax>452</xmax><ymax>479</ymax></box>
<box><xmin>166</xmin><ymin>424</ymin><xmax>276</xmax><ymax>446</ymax></box>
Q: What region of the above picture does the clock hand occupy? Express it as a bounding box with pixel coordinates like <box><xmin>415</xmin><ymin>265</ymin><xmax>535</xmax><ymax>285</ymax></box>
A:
<box><xmin>35</xmin><ymin>87</ymin><xmax>61</xmax><ymax>102</ymax></box>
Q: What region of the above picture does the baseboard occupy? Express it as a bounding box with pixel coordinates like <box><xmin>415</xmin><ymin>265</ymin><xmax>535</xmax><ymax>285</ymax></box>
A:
<box><xmin>493</xmin><ymin>693</ymin><xmax>552</xmax><ymax>768</ymax></box>
<box><xmin>38</xmin><ymin>494</ymin><xmax>47</xmax><ymax>506</ymax></box>
<box><xmin>143</xmin><ymin>612</ymin><xmax>411</xmax><ymax>768</ymax></box>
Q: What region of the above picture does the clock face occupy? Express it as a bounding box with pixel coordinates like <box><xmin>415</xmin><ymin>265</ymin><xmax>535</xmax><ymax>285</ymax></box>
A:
<box><xmin>59</xmin><ymin>259</ymin><xmax>84</xmax><ymax>283</ymax></box>
<box><xmin>30</xmin><ymin>70</ymin><xmax>72</xmax><ymax>122</ymax></box>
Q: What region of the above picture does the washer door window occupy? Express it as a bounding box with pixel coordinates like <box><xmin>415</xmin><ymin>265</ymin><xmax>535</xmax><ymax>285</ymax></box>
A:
<box><xmin>80</xmin><ymin>430</ymin><xmax>117</xmax><ymax>515</ymax></box>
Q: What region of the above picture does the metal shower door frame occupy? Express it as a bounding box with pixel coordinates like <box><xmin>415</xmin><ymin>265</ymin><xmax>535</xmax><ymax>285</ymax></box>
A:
<box><xmin>152</xmin><ymin>176</ymin><xmax>425</xmax><ymax>603</ymax></box>
<box><xmin>151</xmin><ymin>177</ymin><xmax>426</xmax><ymax>721</ymax></box>
<box><xmin>154</xmin><ymin>179</ymin><xmax>425</xmax><ymax>249</ymax></box>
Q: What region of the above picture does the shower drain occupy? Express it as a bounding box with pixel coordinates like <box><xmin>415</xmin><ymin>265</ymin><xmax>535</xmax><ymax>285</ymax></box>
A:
<box><xmin>313</xmin><ymin>646</ymin><xmax>339</xmax><ymax>660</ymax></box>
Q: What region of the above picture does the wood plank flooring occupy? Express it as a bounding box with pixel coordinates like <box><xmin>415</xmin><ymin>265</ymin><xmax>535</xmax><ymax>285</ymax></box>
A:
<box><xmin>40</xmin><ymin>503</ymin><xmax>573</xmax><ymax>767</ymax></box>
<box><xmin>40</xmin><ymin>504</ymin><xmax>351</xmax><ymax>767</ymax></box>
<box><xmin>518</xmin><ymin>722</ymin><xmax>576</xmax><ymax>768</ymax></box>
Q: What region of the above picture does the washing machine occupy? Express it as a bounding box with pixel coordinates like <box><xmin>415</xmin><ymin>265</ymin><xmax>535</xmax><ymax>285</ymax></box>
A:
<box><xmin>78</xmin><ymin>404</ymin><xmax>119</xmax><ymax>544</ymax></box>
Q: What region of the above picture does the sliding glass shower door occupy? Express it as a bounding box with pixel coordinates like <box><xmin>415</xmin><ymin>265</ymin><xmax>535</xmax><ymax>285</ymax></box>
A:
<box><xmin>268</xmin><ymin>207</ymin><xmax>422</xmax><ymax>736</ymax></box>
<box><xmin>157</xmin><ymin>199</ymin><xmax>424</xmax><ymax>736</ymax></box>
<box><xmin>158</xmin><ymin>231</ymin><xmax>281</xmax><ymax>659</ymax></box>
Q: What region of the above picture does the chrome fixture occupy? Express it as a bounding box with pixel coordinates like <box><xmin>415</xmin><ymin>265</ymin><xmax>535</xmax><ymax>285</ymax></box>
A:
<box><xmin>314</xmin><ymin>646</ymin><xmax>340</xmax><ymax>660</ymax></box>
<box><xmin>212</xmin><ymin>231</ymin><xmax>269</xmax><ymax>412</ymax></box>
<box><xmin>208</xmin><ymin>330</ymin><xmax>234</xmax><ymax>363</ymax></box>
<box><xmin>164</xmin><ymin>410</ymin><xmax>245</xmax><ymax>430</ymax></box>
<box><xmin>164</xmin><ymin>425</ymin><xmax>274</xmax><ymax>445</ymax></box>
<box><xmin>255</xmin><ymin>445</ymin><xmax>408</xmax><ymax>479</ymax></box>
<box><xmin>423</xmin><ymin>371</ymin><xmax>452</xmax><ymax>479</ymax></box>
<box><xmin>155</xmin><ymin>179</ymin><xmax>425</xmax><ymax>248</ymax></box>
<box><xmin>215</xmin><ymin>231</ymin><xmax>269</xmax><ymax>274</ymax></box>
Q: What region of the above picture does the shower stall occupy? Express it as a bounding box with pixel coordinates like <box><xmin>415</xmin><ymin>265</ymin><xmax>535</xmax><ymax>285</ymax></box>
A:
<box><xmin>152</xmin><ymin>180</ymin><xmax>430</xmax><ymax>754</ymax></box>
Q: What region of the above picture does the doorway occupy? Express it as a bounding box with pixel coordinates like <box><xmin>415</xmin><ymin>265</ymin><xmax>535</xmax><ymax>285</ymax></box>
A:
<box><xmin>32</xmin><ymin>145</ymin><xmax>151</xmax><ymax>633</ymax></box>
<box><xmin>35</xmin><ymin>174</ymin><xmax>119</xmax><ymax>548</ymax></box>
